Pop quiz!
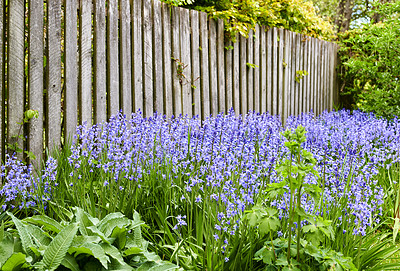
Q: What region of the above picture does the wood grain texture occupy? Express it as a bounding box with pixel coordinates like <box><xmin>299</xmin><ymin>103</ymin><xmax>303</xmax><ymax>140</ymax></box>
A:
<box><xmin>272</xmin><ymin>28</ymin><xmax>278</xmax><ymax>115</ymax></box>
<box><xmin>290</xmin><ymin>32</ymin><xmax>297</xmax><ymax>117</ymax></box>
<box><xmin>94</xmin><ymin>0</ymin><xmax>107</xmax><ymax>123</ymax></box>
<box><xmin>294</xmin><ymin>33</ymin><xmax>300</xmax><ymax>116</ymax></box>
<box><xmin>283</xmin><ymin>29</ymin><xmax>291</xmax><ymax>121</ymax></box>
<box><xmin>217</xmin><ymin>19</ymin><xmax>225</xmax><ymax>114</ymax></box>
<box><xmin>266</xmin><ymin>28</ymin><xmax>272</xmax><ymax>114</ymax></box>
<box><xmin>316</xmin><ymin>40</ymin><xmax>321</xmax><ymax>115</ymax></box>
<box><xmin>171</xmin><ymin>7</ymin><xmax>181</xmax><ymax>116</ymax></box>
<box><xmin>28</xmin><ymin>0</ymin><xmax>44</xmax><ymax>163</ymax></box>
<box><xmin>7</xmin><ymin>0</ymin><xmax>25</xmax><ymax>157</ymax></box>
<box><xmin>298</xmin><ymin>35</ymin><xmax>304</xmax><ymax>115</ymax></box>
<box><xmin>305</xmin><ymin>37</ymin><xmax>311</xmax><ymax>113</ymax></box>
<box><xmin>47</xmin><ymin>0</ymin><xmax>62</xmax><ymax>150</ymax></box>
<box><xmin>108</xmin><ymin>0</ymin><xmax>119</xmax><ymax>116</ymax></box>
<box><xmin>247</xmin><ymin>29</ymin><xmax>254</xmax><ymax>112</ymax></box>
<box><xmin>180</xmin><ymin>8</ymin><xmax>191</xmax><ymax>117</ymax></box>
<box><xmin>190</xmin><ymin>10</ymin><xmax>201</xmax><ymax>117</ymax></box>
<box><xmin>239</xmin><ymin>35</ymin><xmax>247</xmax><ymax>116</ymax></box>
<box><xmin>209</xmin><ymin>18</ymin><xmax>218</xmax><ymax>116</ymax></box>
<box><xmin>153</xmin><ymin>0</ymin><xmax>163</xmax><ymax>115</ymax></box>
<box><xmin>143</xmin><ymin>0</ymin><xmax>153</xmax><ymax>117</ymax></box>
<box><xmin>162</xmin><ymin>3</ymin><xmax>173</xmax><ymax>118</ymax></box>
<box><xmin>254</xmin><ymin>25</ymin><xmax>260</xmax><ymax>112</ymax></box>
<box><xmin>0</xmin><ymin>0</ymin><xmax>3</xmax><ymax>162</ymax></box>
<box><xmin>199</xmin><ymin>12</ymin><xmax>209</xmax><ymax>119</ymax></box>
<box><xmin>313</xmin><ymin>38</ymin><xmax>318</xmax><ymax>115</ymax></box>
<box><xmin>120</xmin><ymin>0</ymin><xmax>132</xmax><ymax>116</ymax></box>
<box><xmin>224</xmin><ymin>39</ymin><xmax>233</xmax><ymax>113</ymax></box>
<box><xmin>233</xmin><ymin>34</ymin><xmax>240</xmax><ymax>115</ymax></box>
<box><xmin>260</xmin><ymin>26</ymin><xmax>266</xmax><ymax>113</ymax></box>
<box><xmin>278</xmin><ymin>28</ymin><xmax>284</xmax><ymax>120</ymax></box>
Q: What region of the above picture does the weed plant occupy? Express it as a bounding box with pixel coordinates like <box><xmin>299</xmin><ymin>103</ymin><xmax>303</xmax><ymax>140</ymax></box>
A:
<box><xmin>1</xmin><ymin>109</ymin><xmax>400</xmax><ymax>270</ymax></box>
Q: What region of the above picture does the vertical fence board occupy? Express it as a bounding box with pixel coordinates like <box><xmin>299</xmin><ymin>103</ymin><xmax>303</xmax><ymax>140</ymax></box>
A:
<box><xmin>209</xmin><ymin>18</ymin><xmax>218</xmax><ymax>116</ymax></box>
<box><xmin>322</xmin><ymin>42</ymin><xmax>326</xmax><ymax>113</ymax></box>
<box><xmin>225</xmin><ymin>39</ymin><xmax>233</xmax><ymax>112</ymax></box>
<box><xmin>260</xmin><ymin>26</ymin><xmax>266</xmax><ymax>113</ymax></box>
<box><xmin>305</xmin><ymin>37</ymin><xmax>311</xmax><ymax>113</ymax></box>
<box><xmin>94</xmin><ymin>0</ymin><xmax>107</xmax><ymax>123</ymax></box>
<box><xmin>180</xmin><ymin>8</ymin><xmax>191</xmax><ymax>117</ymax></box>
<box><xmin>254</xmin><ymin>25</ymin><xmax>260</xmax><ymax>112</ymax></box>
<box><xmin>162</xmin><ymin>3</ymin><xmax>172</xmax><ymax>118</ymax></box>
<box><xmin>311</xmin><ymin>38</ymin><xmax>316</xmax><ymax>114</ymax></box>
<box><xmin>120</xmin><ymin>0</ymin><xmax>132</xmax><ymax>116</ymax></box>
<box><xmin>108</xmin><ymin>0</ymin><xmax>119</xmax><ymax>116</ymax></box>
<box><xmin>317</xmin><ymin>40</ymin><xmax>322</xmax><ymax>115</ymax></box>
<box><xmin>272</xmin><ymin>28</ymin><xmax>278</xmax><ymax>115</ymax></box>
<box><xmin>313</xmin><ymin>38</ymin><xmax>318</xmax><ymax>115</ymax></box>
<box><xmin>0</xmin><ymin>0</ymin><xmax>3</xmax><ymax>162</ymax></box>
<box><xmin>290</xmin><ymin>32</ymin><xmax>297</xmax><ymax>117</ymax></box>
<box><xmin>8</xmin><ymin>0</ymin><xmax>25</xmax><ymax>156</ymax></box>
<box><xmin>217</xmin><ymin>19</ymin><xmax>225</xmax><ymax>114</ymax></box>
<box><xmin>240</xmin><ymin>35</ymin><xmax>247</xmax><ymax>116</ymax></box>
<box><xmin>143</xmin><ymin>0</ymin><xmax>153</xmax><ymax>117</ymax></box>
<box><xmin>298</xmin><ymin>35</ymin><xmax>305</xmax><ymax>115</ymax></box>
<box><xmin>283</xmin><ymin>29</ymin><xmax>291</xmax><ymax>121</ymax></box>
<box><xmin>266</xmin><ymin>28</ymin><xmax>272</xmax><ymax>114</ymax></box>
<box><xmin>132</xmin><ymin>0</ymin><xmax>142</xmax><ymax>113</ymax></box>
<box><xmin>199</xmin><ymin>12</ymin><xmax>209</xmax><ymax>118</ymax></box>
<box><xmin>278</xmin><ymin>28</ymin><xmax>284</xmax><ymax>119</ymax></box>
<box><xmin>190</xmin><ymin>10</ymin><xmax>201</xmax><ymax>117</ymax></box>
<box><xmin>153</xmin><ymin>0</ymin><xmax>163</xmax><ymax>115</ymax></box>
<box><xmin>29</xmin><ymin>0</ymin><xmax>44</xmax><ymax>163</ymax></box>
<box><xmin>233</xmin><ymin>34</ymin><xmax>240</xmax><ymax>115</ymax></box>
<box><xmin>247</xmin><ymin>30</ymin><xmax>254</xmax><ymax>112</ymax></box>
<box><xmin>295</xmin><ymin>33</ymin><xmax>301</xmax><ymax>116</ymax></box>
<box><xmin>171</xmin><ymin>7</ymin><xmax>181</xmax><ymax>116</ymax></box>
<box><xmin>47</xmin><ymin>0</ymin><xmax>62</xmax><ymax>150</ymax></box>
<box><xmin>332</xmin><ymin>44</ymin><xmax>339</xmax><ymax>107</ymax></box>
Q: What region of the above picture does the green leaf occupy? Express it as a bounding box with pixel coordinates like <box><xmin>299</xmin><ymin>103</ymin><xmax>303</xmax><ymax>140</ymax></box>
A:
<box><xmin>25</xmin><ymin>224</ymin><xmax>52</xmax><ymax>247</ymax></box>
<box><xmin>41</xmin><ymin>222</ymin><xmax>79</xmax><ymax>271</ymax></box>
<box><xmin>8</xmin><ymin>212</ymin><xmax>35</xmax><ymax>258</ymax></box>
<box><xmin>61</xmin><ymin>253</ymin><xmax>80</xmax><ymax>271</ymax></box>
<box><xmin>24</xmin><ymin>215</ymin><xmax>64</xmax><ymax>233</ymax></box>
<box><xmin>124</xmin><ymin>246</ymin><xmax>143</xmax><ymax>256</ymax></box>
<box><xmin>98</xmin><ymin>217</ymin><xmax>131</xmax><ymax>238</ymax></box>
<box><xmin>69</xmin><ymin>242</ymin><xmax>109</xmax><ymax>269</ymax></box>
<box><xmin>100</xmin><ymin>243</ymin><xmax>125</xmax><ymax>266</ymax></box>
<box><xmin>111</xmin><ymin>227</ymin><xmax>127</xmax><ymax>249</ymax></box>
<box><xmin>0</xmin><ymin>232</ymin><xmax>16</xmax><ymax>266</ymax></box>
<box><xmin>393</xmin><ymin>217</ymin><xmax>400</xmax><ymax>244</ymax></box>
<box><xmin>1</xmin><ymin>253</ymin><xmax>27</xmax><ymax>271</ymax></box>
<box><xmin>74</xmin><ymin>207</ymin><xmax>96</xmax><ymax>236</ymax></box>
<box><xmin>136</xmin><ymin>261</ymin><xmax>179</xmax><ymax>271</ymax></box>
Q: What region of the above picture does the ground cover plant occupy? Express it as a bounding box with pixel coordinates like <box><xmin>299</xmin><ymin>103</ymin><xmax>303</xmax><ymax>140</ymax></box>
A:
<box><xmin>1</xmin><ymin>109</ymin><xmax>400</xmax><ymax>270</ymax></box>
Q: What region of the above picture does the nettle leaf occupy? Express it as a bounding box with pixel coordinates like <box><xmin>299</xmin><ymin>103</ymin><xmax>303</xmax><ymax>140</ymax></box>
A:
<box><xmin>41</xmin><ymin>222</ymin><xmax>79</xmax><ymax>271</ymax></box>
<box><xmin>24</xmin><ymin>215</ymin><xmax>64</xmax><ymax>233</ymax></box>
<box><xmin>69</xmin><ymin>242</ymin><xmax>110</xmax><ymax>269</ymax></box>
<box><xmin>1</xmin><ymin>252</ymin><xmax>28</xmax><ymax>271</ymax></box>
<box><xmin>8</xmin><ymin>212</ymin><xmax>35</xmax><ymax>258</ymax></box>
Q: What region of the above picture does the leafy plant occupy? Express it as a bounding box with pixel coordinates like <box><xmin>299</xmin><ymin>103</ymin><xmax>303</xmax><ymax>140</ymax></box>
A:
<box><xmin>0</xmin><ymin>208</ymin><xmax>180</xmax><ymax>270</ymax></box>
<box><xmin>295</xmin><ymin>70</ymin><xmax>309</xmax><ymax>83</ymax></box>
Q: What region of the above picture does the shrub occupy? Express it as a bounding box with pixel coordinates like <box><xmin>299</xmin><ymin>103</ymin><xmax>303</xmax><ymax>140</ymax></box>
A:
<box><xmin>338</xmin><ymin>1</ymin><xmax>400</xmax><ymax>118</ymax></box>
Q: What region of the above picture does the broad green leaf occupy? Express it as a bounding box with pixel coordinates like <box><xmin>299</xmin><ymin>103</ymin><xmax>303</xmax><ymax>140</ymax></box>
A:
<box><xmin>69</xmin><ymin>243</ymin><xmax>109</xmax><ymax>269</ymax></box>
<box><xmin>41</xmin><ymin>222</ymin><xmax>79</xmax><ymax>271</ymax></box>
<box><xmin>0</xmin><ymin>221</ymin><xmax>4</xmax><ymax>241</ymax></box>
<box><xmin>61</xmin><ymin>253</ymin><xmax>80</xmax><ymax>271</ymax></box>
<box><xmin>87</xmin><ymin>226</ymin><xmax>112</xmax><ymax>244</ymax></box>
<box><xmin>23</xmin><ymin>215</ymin><xmax>64</xmax><ymax>233</ymax></box>
<box><xmin>111</xmin><ymin>227</ymin><xmax>127</xmax><ymax>249</ymax></box>
<box><xmin>71</xmin><ymin>235</ymin><xmax>101</xmax><ymax>247</ymax></box>
<box><xmin>100</xmin><ymin>243</ymin><xmax>125</xmax><ymax>265</ymax></box>
<box><xmin>8</xmin><ymin>212</ymin><xmax>35</xmax><ymax>258</ymax></box>
<box><xmin>124</xmin><ymin>246</ymin><xmax>143</xmax><ymax>256</ymax></box>
<box><xmin>145</xmin><ymin>262</ymin><xmax>180</xmax><ymax>271</ymax></box>
<box><xmin>105</xmin><ymin>258</ymin><xmax>133</xmax><ymax>270</ymax></box>
<box><xmin>0</xmin><ymin>232</ymin><xmax>15</xmax><ymax>266</ymax></box>
<box><xmin>98</xmin><ymin>217</ymin><xmax>131</xmax><ymax>238</ymax></box>
<box><xmin>74</xmin><ymin>207</ymin><xmax>96</xmax><ymax>236</ymax></box>
<box><xmin>97</xmin><ymin>213</ymin><xmax>125</xmax><ymax>231</ymax></box>
<box><xmin>26</xmin><ymin>224</ymin><xmax>52</xmax><ymax>247</ymax></box>
<box><xmin>393</xmin><ymin>217</ymin><xmax>400</xmax><ymax>244</ymax></box>
<box><xmin>1</xmin><ymin>252</ymin><xmax>27</xmax><ymax>271</ymax></box>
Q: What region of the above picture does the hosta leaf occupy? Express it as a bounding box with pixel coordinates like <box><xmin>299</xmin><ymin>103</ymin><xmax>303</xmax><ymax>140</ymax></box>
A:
<box><xmin>61</xmin><ymin>253</ymin><xmax>80</xmax><ymax>271</ymax></box>
<box><xmin>69</xmin><ymin>242</ymin><xmax>109</xmax><ymax>269</ymax></box>
<box><xmin>23</xmin><ymin>215</ymin><xmax>64</xmax><ymax>233</ymax></box>
<box><xmin>1</xmin><ymin>252</ymin><xmax>27</xmax><ymax>271</ymax></box>
<box><xmin>8</xmin><ymin>212</ymin><xmax>35</xmax><ymax>258</ymax></box>
<box><xmin>74</xmin><ymin>207</ymin><xmax>96</xmax><ymax>236</ymax></box>
<box><xmin>100</xmin><ymin>243</ymin><xmax>125</xmax><ymax>265</ymax></box>
<box><xmin>41</xmin><ymin>222</ymin><xmax>79</xmax><ymax>271</ymax></box>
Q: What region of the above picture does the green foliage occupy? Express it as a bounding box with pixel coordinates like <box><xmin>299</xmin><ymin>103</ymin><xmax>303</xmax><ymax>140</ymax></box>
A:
<box><xmin>295</xmin><ymin>70</ymin><xmax>309</xmax><ymax>83</ymax></box>
<box><xmin>1</xmin><ymin>208</ymin><xmax>180</xmax><ymax>270</ymax></box>
<box><xmin>174</xmin><ymin>0</ymin><xmax>334</xmax><ymax>42</ymax></box>
<box><xmin>338</xmin><ymin>1</ymin><xmax>400</xmax><ymax>118</ymax></box>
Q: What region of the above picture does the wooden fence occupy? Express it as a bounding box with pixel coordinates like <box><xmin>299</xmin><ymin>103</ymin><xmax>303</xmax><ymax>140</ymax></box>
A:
<box><xmin>0</xmin><ymin>0</ymin><xmax>339</xmax><ymax>163</ymax></box>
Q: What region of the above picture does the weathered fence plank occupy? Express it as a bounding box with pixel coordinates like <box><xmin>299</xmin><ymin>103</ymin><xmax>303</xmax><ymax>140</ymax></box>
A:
<box><xmin>272</xmin><ymin>28</ymin><xmax>278</xmax><ymax>115</ymax></box>
<box><xmin>153</xmin><ymin>0</ymin><xmax>163</xmax><ymax>115</ymax></box>
<box><xmin>209</xmin><ymin>18</ymin><xmax>218</xmax><ymax>116</ymax></box>
<box><xmin>254</xmin><ymin>25</ymin><xmax>260</xmax><ymax>112</ymax></box>
<box><xmin>247</xmin><ymin>29</ymin><xmax>254</xmax><ymax>112</ymax></box>
<box><xmin>29</xmin><ymin>0</ymin><xmax>44</xmax><ymax>163</ymax></box>
<box><xmin>298</xmin><ymin>35</ymin><xmax>304</xmax><ymax>115</ymax></box>
<box><xmin>120</xmin><ymin>0</ymin><xmax>132</xmax><ymax>116</ymax></box>
<box><xmin>132</xmin><ymin>0</ymin><xmax>142</xmax><ymax>113</ymax></box>
<box><xmin>217</xmin><ymin>19</ymin><xmax>225</xmax><ymax>114</ymax></box>
<box><xmin>143</xmin><ymin>0</ymin><xmax>153</xmax><ymax>117</ymax></box>
<box><xmin>283</xmin><ymin>29</ymin><xmax>291</xmax><ymax>121</ymax></box>
<box><xmin>266</xmin><ymin>28</ymin><xmax>272</xmax><ymax>114</ymax></box>
<box><xmin>108</xmin><ymin>0</ymin><xmax>119</xmax><ymax>116</ymax></box>
<box><xmin>260</xmin><ymin>26</ymin><xmax>267</xmax><ymax>113</ymax></box>
<box><xmin>8</xmin><ymin>0</ymin><xmax>25</xmax><ymax>157</ymax></box>
<box><xmin>162</xmin><ymin>3</ymin><xmax>173</xmax><ymax>118</ymax></box>
<box><xmin>171</xmin><ymin>7</ymin><xmax>182</xmax><ymax>116</ymax></box>
<box><xmin>290</xmin><ymin>32</ymin><xmax>297</xmax><ymax>117</ymax></box>
<box><xmin>233</xmin><ymin>34</ymin><xmax>240</xmax><ymax>115</ymax></box>
<box><xmin>94</xmin><ymin>0</ymin><xmax>107</xmax><ymax>123</ymax></box>
<box><xmin>240</xmin><ymin>34</ymin><xmax>247</xmax><ymax>116</ymax></box>
<box><xmin>47</xmin><ymin>0</ymin><xmax>62</xmax><ymax>150</ymax></box>
<box><xmin>225</xmin><ymin>39</ymin><xmax>233</xmax><ymax>112</ymax></box>
<box><xmin>199</xmin><ymin>12</ymin><xmax>210</xmax><ymax>119</ymax></box>
<box><xmin>278</xmin><ymin>28</ymin><xmax>284</xmax><ymax>119</ymax></box>
<box><xmin>180</xmin><ymin>8</ymin><xmax>191</xmax><ymax>117</ymax></box>
<box><xmin>190</xmin><ymin>10</ymin><xmax>201</xmax><ymax>117</ymax></box>
<box><xmin>305</xmin><ymin>37</ymin><xmax>311</xmax><ymax>113</ymax></box>
<box><xmin>0</xmin><ymin>0</ymin><xmax>3</xmax><ymax>162</ymax></box>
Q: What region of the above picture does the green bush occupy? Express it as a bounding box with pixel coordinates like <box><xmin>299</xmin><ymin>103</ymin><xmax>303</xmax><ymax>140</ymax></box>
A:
<box><xmin>165</xmin><ymin>0</ymin><xmax>335</xmax><ymax>41</ymax></box>
<box><xmin>338</xmin><ymin>2</ymin><xmax>400</xmax><ymax>118</ymax></box>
